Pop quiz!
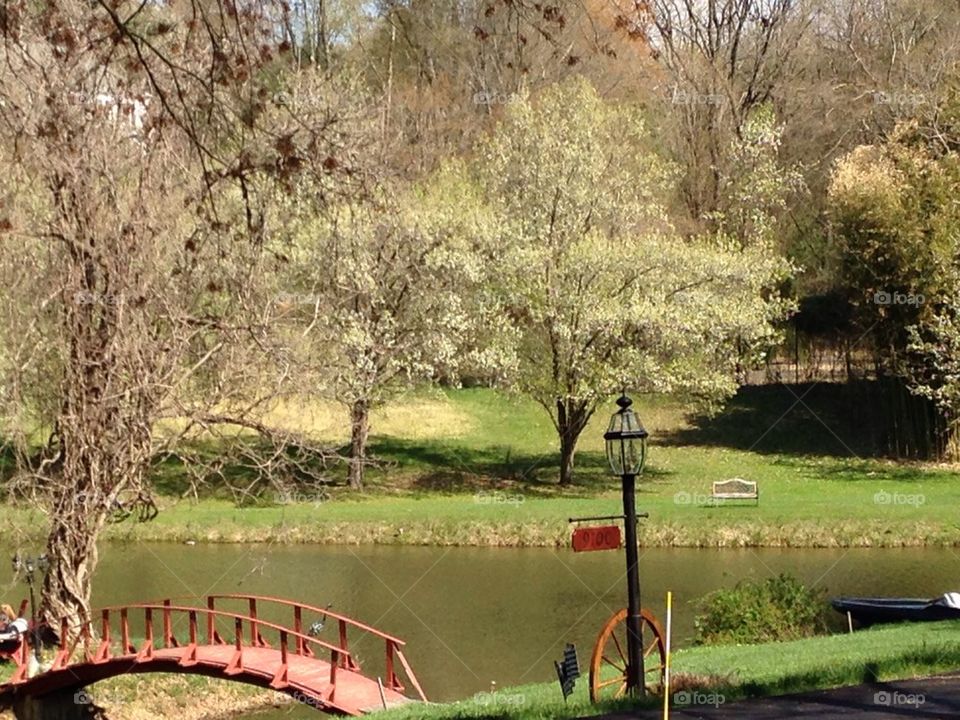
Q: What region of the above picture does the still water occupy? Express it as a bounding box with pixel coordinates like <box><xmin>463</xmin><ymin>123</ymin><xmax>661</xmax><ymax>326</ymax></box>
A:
<box><xmin>51</xmin><ymin>543</ymin><xmax>960</xmax><ymax>716</ymax></box>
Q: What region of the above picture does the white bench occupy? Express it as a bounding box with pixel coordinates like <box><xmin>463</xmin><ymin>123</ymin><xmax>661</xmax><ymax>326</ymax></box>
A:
<box><xmin>711</xmin><ymin>478</ymin><xmax>759</xmax><ymax>505</ymax></box>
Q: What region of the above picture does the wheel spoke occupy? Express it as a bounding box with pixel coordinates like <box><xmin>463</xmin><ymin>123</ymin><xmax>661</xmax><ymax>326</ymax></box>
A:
<box><xmin>644</xmin><ymin>637</ymin><xmax>661</xmax><ymax>658</ymax></box>
<box><xmin>591</xmin><ymin>609</ymin><xmax>667</xmax><ymax>704</ymax></box>
<box><xmin>611</xmin><ymin>630</ymin><xmax>627</xmax><ymax>664</ymax></box>
<box><xmin>597</xmin><ymin>675</ymin><xmax>626</xmax><ymax>689</ymax></box>
<box><xmin>602</xmin><ymin>654</ymin><xmax>626</xmax><ymax>673</ymax></box>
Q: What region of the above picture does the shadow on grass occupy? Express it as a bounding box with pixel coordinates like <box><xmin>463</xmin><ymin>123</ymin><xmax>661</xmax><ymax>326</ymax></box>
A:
<box><xmin>660</xmin><ymin>382</ymin><xmax>888</xmax><ymax>459</ymax></box>
<box><xmin>148</xmin><ymin>437</ymin><xmax>342</xmax><ymax>501</ymax></box>
<box><xmin>701</xmin><ymin>644</ymin><xmax>960</xmax><ymax>704</ymax></box>
<box><xmin>144</xmin><ymin>434</ymin><xmax>676</xmax><ymax>502</ymax></box>
<box><xmin>365</xmin><ymin>436</ymin><xmax>673</xmax><ymax>497</ymax></box>
<box><xmin>769</xmin><ymin>455</ymin><xmax>932</xmax><ymax>483</ymax></box>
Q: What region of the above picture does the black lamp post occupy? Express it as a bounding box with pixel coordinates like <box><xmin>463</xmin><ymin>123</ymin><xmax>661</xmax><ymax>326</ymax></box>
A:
<box><xmin>12</xmin><ymin>552</ymin><xmax>48</xmax><ymax>664</ymax></box>
<box><xmin>603</xmin><ymin>393</ymin><xmax>648</xmax><ymax>696</ymax></box>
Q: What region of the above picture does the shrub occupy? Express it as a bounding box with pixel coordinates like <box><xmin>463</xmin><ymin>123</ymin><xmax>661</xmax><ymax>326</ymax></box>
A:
<box><xmin>694</xmin><ymin>573</ymin><xmax>827</xmax><ymax>645</ymax></box>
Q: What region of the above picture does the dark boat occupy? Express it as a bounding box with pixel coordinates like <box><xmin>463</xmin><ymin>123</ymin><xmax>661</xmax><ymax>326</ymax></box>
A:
<box><xmin>831</xmin><ymin>594</ymin><xmax>960</xmax><ymax>627</ymax></box>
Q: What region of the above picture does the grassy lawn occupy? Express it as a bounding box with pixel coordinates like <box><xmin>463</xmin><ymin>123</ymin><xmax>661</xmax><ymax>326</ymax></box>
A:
<box><xmin>377</xmin><ymin>621</ymin><xmax>960</xmax><ymax>719</ymax></box>
<box><xmin>3</xmin><ymin>621</ymin><xmax>957</xmax><ymax>720</ymax></box>
<box><xmin>3</xmin><ymin>383</ymin><xmax>957</xmax><ymax>547</ymax></box>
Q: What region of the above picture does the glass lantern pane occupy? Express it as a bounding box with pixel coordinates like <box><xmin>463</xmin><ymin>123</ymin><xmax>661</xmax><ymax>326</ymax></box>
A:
<box><xmin>605</xmin><ymin>438</ymin><xmax>622</xmax><ymax>475</ymax></box>
<box><xmin>624</xmin><ymin>438</ymin><xmax>640</xmax><ymax>475</ymax></box>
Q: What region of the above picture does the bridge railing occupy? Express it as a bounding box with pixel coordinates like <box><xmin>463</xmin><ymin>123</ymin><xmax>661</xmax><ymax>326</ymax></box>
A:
<box><xmin>10</xmin><ymin>594</ymin><xmax>427</xmax><ymax>704</ymax></box>
<box><xmin>12</xmin><ymin>601</ymin><xmax>355</xmax><ymax>693</ymax></box>
<box><xmin>203</xmin><ymin>594</ymin><xmax>427</xmax><ymax>702</ymax></box>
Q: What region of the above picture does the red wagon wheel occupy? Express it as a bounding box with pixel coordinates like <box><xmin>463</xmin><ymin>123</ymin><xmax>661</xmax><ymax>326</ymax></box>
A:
<box><xmin>589</xmin><ymin>607</ymin><xmax>666</xmax><ymax>702</ymax></box>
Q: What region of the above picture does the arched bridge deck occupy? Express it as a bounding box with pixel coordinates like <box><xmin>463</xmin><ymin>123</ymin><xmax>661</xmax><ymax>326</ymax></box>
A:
<box><xmin>0</xmin><ymin>594</ymin><xmax>427</xmax><ymax>716</ymax></box>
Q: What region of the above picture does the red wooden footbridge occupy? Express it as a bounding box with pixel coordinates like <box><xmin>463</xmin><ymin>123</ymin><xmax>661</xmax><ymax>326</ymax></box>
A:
<box><xmin>0</xmin><ymin>594</ymin><xmax>427</xmax><ymax>715</ymax></box>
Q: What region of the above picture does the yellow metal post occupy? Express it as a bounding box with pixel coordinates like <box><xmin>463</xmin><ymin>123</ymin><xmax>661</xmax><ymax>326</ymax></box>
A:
<box><xmin>663</xmin><ymin>591</ymin><xmax>673</xmax><ymax>720</ymax></box>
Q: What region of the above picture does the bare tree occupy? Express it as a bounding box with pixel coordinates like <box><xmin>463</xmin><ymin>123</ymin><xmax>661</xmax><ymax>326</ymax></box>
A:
<box><xmin>0</xmin><ymin>0</ymin><xmax>357</xmax><ymax>659</ymax></box>
<box><xmin>647</xmin><ymin>0</ymin><xmax>810</xmax><ymax>223</ymax></box>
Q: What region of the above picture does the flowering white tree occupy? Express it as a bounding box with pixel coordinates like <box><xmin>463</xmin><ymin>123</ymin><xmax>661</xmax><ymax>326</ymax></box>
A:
<box><xmin>474</xmin><ymin>78</ymin><xmax>793</xmax><ymax>484</ymax></box>
<box><xmin>711</xmin><ymin>105</ymin><xmax>805</xmax><ymax>250</ymax></box>
<box><xmin>283</xmin><ymin>167</ymin><xmax>504</xmax><ymax>489</ymax></box>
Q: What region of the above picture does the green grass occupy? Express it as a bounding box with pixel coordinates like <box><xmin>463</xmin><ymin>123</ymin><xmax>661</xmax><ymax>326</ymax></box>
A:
<box><xmin>9</xmin><ymin>621</ymin><xmax>956</xmax><ymax>720</ymax></box>
<box><xmin>377</xmin><ymin>621</ymin><xmax>960</xmax><ymax>719</ymax></box>
<box><xmin>4</xmin><ymin>384</ymin><xmax>959</xmax><ymax>547</ymax></box>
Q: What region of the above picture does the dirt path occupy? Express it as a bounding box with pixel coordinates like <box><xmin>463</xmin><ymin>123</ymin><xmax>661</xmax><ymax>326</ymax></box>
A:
<box><xmin>586</xmin><ymin>672</ymin><xmax>960</xmax><ymax>719</ymax></box>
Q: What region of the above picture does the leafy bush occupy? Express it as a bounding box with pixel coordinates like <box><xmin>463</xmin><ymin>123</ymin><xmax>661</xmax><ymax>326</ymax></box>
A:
<box><xmin>694</xmin><ymin>573</ymin><xmax>827</xmax><ymax>645</ymax></box>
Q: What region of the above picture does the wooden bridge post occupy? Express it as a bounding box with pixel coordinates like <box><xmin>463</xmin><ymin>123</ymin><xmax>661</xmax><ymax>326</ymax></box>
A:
<box><xmin>206</xmin><ymin>597</ymin><xmax>216</xmax><ymax>645</ymax></box>
<box><xmin>94</xmin><ymin>610</ymin><xmax>111</xmax><ymax>663</ymax></box>
<box><xmin>270</xmin><ymin>630</ymin><xmax>289</xmax><ymax>689</ymax></box>
<box><xmin>293</xmin><ymin>605</ymin><xmax>305</xmax><ymax>655</ymax></box>
<box><xmin>248</xmin><ymin>598</ymin><xmax>256</xmax><ymax>646</ymax></box>
<box><xmin>162</xmin><ymin>600</ymin><xmax>173</xmax><ymax>648</ymax></box>
<box><xmin>338</xmin><ymin>620</ymin><xmax>348</xmax><ymax>668</ymax></box>
<box><xmin>248</xmin><ymin>598</ymin><xmax>266</xmax><ymax>647</ymax></box>
<box><xmin>80</xmin><ymin>621</ymin><xmax>92</xmax><ymax>662</ymax></box>
<box><xmin>328</xmin><ymin>648</ymin><xmax>338</xmax><ymax>698</ymax></box>
<box><xmin>120</xmin><ymin>608</ymin><xmax>132</xmax><ymax>654</ymax></box>
<box><xmin>136</xmin><ymin>608</ymin><xmax>154</xmax><ymax>661</ymax></box>
<box><xmin>384</xmin><ymin>640</ymin><xmax>402</xmax><ymax>692</ymax></box>
<box><xmin>50</xmin><ymin>618</ymin><xmax>70</xmax><ymax>671</ymax></box>
<box><xmin>224</xmin><ymin>617</ymin><xmax>244</xmax><ymax>675</ymax></box>
<box><xmin>338</xmin><ymin>620</ymin><xmax>359</xmax><ymax>671</ymax></box>
<box><xmin>179</xmin><ymin>609</ymin><xmax>199</xmax><ymax>667</ymax></box>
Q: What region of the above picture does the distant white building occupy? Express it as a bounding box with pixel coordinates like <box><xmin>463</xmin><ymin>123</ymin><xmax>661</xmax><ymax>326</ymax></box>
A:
<box><xmin>92</xmin><ymin>92</ymin><xmax>150</xmax><ymax>132</ymax></box>
<box><xmin>68</xmin><ymin>90</ymin><xmax>151</xmax><ymax>135</ymax></box>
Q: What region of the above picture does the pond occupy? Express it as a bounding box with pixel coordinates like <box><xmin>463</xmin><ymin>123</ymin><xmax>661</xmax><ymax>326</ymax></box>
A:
<box><xmin>53</xmin><ymin>543</ymin><xmax>960</xmax><ymax>716</ymax></box>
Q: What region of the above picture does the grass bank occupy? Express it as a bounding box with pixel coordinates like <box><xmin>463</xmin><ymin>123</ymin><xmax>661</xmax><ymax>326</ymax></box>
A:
<box><xmin>5</xmin><ymin>385</ymin><xmax>958</xmax><ymax>548</ymax></box>
<box><xmin>0</xmin><ymin>622</ymin><xmax>956</xmax><ymax>720</ymax></box>
<box><xmin>0</xmin><ymin>621</ymin><xmax>960</xmax><ymax>720</ymax></box>
<box><xmin>377</xmin><ymin>621</ymin><xmax>960</xmax><ymax>719</ymax></box>
<box><xmin>0</xmin><ymin>674</ymin><xmax>283</xmax><ymax>720</ymax></box>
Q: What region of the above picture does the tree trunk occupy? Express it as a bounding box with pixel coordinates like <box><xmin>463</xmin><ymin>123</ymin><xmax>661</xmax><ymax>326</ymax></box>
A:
<box><xmin>556</xmin><ymin>399</ymin><xmax>591</xmax><ymax>486</ymax></box>
<box><xmin>559</xmin><ymin>431</ymin><xmax>577</xmax><ymax>486</ymax></box>
<box><xmin>40</xmin><ymin>510</ymin><xmax>106</xmax><ymax>632</ymax></box>
<box><xmin>348</xmin><ymin>399</ymin><xmax>370</xmax><ymax>491</ymax></box>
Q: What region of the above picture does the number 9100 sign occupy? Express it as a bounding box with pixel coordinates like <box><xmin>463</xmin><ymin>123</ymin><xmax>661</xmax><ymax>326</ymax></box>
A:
<box><xmin>571</xmin><ymin>525</ymin><xmax>621</xmax><ymax>552</ymax></box>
